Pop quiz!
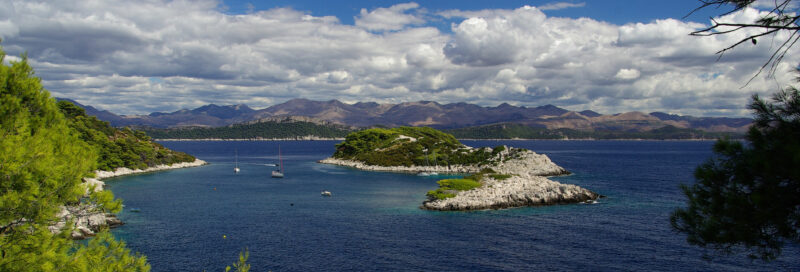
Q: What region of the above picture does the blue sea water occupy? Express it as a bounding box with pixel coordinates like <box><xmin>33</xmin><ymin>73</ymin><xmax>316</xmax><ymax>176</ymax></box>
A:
<box><xmin>106</xmin><ymin>140</ymin><xmax>800</xmax><ymax>271</ymax></box>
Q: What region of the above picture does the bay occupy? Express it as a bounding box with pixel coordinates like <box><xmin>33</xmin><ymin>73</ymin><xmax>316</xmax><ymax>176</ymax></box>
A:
<box><xmin>106</xmin><ymin>140</ymin><xmax>800</xmax><ymax>271</ymax></box>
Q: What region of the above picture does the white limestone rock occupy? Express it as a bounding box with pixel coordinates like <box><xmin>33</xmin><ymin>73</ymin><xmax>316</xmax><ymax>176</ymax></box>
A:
<box><xmin>54</xmin><ymin>159</ymin><xmax>208</xmax><ymax>239</ymax></box>
<box><xmin>422</xmin><ymin>175</ymin><xmax>600</xmax><ymax>211</ymax></box>
<box><xmin>319</xmin><ymin>147</ymin><xmax>568</xmax><ymax>177</ymax></box>
<box><xmin>319</xmin><ymin>145</ymin><xmax>599</xmax><ymax>211</ymax></box>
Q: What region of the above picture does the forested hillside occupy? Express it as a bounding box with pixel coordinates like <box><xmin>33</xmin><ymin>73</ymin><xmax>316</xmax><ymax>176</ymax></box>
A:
<box><xmin>445</xmin><ymin>123</ymin><xmax>742</xmax><ymax>140</ymax></box>
<box><xmin>58</xmin><ymin>101</ymin><xmax>195</xmax><ymax>171</ymax></box>
<box><xmin>142</xmin><ymin>118</ymin><xmax>355</xmax><ymax>139</ymax></box>
<box><xmin>332</xmin><ymin>127</ymin><xmax>510</xmax><ymax>167</ymax></box>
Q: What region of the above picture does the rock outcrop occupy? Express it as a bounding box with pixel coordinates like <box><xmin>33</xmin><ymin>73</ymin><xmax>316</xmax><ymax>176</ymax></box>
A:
<box><xmin>319</xmin><ymin>147</ymin><xmax>569</xmax><ymax>177</ymax></box>
<box><xmin>320</xmin><ymin>145</ymin><xmax>599</xmax><ymax>211</ymax></box>
<box><xmin>421</xmin><ymin>175</ymin><xmax>599</xmax><ymax>211</ymax></box>
<box><xmin>49</xmin><ymin>205</ymin><xmax>125</xmax><ymax>240</ymax></box>
<box><xmin>56</xmin><ymin>159</ymin><xmax>208</xmax><ymax>239</ymax></box>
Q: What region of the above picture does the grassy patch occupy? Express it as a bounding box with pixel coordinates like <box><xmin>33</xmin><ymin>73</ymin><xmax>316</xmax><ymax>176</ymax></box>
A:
<box><xmin>438</xmin><ymin>179</ymin><xmax>481</xmax><ymax>190</ymax></box>
<box><xmin>426</xmin><ymin>178</ymin><xmax>482</xmax><ymax>200</ymax></box>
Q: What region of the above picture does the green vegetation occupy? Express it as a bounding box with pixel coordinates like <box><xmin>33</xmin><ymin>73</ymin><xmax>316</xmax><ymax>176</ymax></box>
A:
<box><xmin>142</xmin><ymin>120</ymin><xmax>354</xmax><ymax>140</ymax></box>
<box><xmin>333</xmin><ymin>126</ymin><xmax>516</xmax><ymax>166</ymax></box>
<box><xmin>1</xmin><ymin>48</ymin><xmax>149</xmax><ymax>270</ymax></box>
<box><xmin>225</xmin><ymin>248</ymin><xmax>250</xmax><ymax>272</ymax></box>
<box><xmin>426</xmin><ymin>168</ymin><xmax>510</xmax><ymax>200</ymax></box>
<box><xmin>446</xmin><ymin>123</ymin><xmax>743</xmax><ymax>140</ymax></box>
<box><xmin>671</xmin><ymin>88</ymin><xmax>800</xmax><ymax>261</ymax></box>
<box><xmin>668</xmin><ymin>0</ymin><xmax>800</xmax><ymax>262</ymax></box>
<box><xmin>426</xmin><ymin>179</ymin><xmax>482</xmax><ymax>200</ymax></box>
<box><xmin>58</xmin><ymin>101</ymin><xmax>195</xmax><ymax>171</ymax></box>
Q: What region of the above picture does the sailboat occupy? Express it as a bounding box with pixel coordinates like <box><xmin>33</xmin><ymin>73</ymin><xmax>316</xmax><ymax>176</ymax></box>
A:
<box><xmin>417</xmin><ymin>149</ymin><xmax>438</xmax><ymax>176</ymax></box>
<box><xmin>234</xmin><ymin>149</ymin><xmax>240</xmax><ymax>174</ymax></box>
<box><xmin>271</xmin><ymin>145</ymin><xmax>284</xmax><ymax>178</ymax></box>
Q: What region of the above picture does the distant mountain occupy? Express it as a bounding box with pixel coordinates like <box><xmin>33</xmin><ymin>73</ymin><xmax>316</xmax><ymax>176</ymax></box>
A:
<box><xmin>445</xmin><ymin>123</ymin><xmax>742</xmax><ymax>140</ymax></box>
<box><xmin>61</xmin><ymin>98</ymin><xmax>752</xmax><ymax>134</ymax></box>
<box><xmin>648</xmin><ymin>112</ymin><xmax>752</xmax><ymax>133</ymax></box>
<box><xmin>55</xmin><ymin>98</ymin><xmax>125</xmax><ymax>125</ymax></box>
<box><xmin>128</xmin><ymin>104</ymin><xmax>256</xmax><ymax>127</ymax></box>
<box><xmin>142</xmin><ymin>116</ymin><xmax>355</xmax><ymax>140</ymax></box>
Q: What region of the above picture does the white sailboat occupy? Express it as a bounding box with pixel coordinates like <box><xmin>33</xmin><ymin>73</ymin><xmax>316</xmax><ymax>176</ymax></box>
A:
<box><xmin>417</xmin><ymin>149</ymin><xmax>438</xmax><ymax>176</ymax></box>
<box><xmin>271</xmin><ymin>146</ymin><xmax>284</xmax><ymax>178</ymax></box>
<box><xmin>234</xmin><ymin>149</ymin><xmax>240</xmax><ymax>174</ymax></box>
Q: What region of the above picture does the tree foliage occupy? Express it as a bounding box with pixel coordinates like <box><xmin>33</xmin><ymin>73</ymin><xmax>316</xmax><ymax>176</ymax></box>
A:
<box><xmin>0</xmin><ymin>47</ymin><xmax>149</xmax><ymax>271</ymax></box>
<box><xmin>671</xmin><ymin>88</ymin><xmax>800</xmax><ymax>260</ymax></box>
<box><xmin>225</xmin><ymin>248</ymin><xmax>250</xmax><ymax>272</ymax></box>
<box><xmin>141</xmin><ymin>120</ymin><xmax>354</xmax><ymax>140</ymax></box>
<box><xmin>332</xmin><ymin>126</ymin><xmax>511</xmax><ymax>167</ymax></box>
<box><xmin>57</xmin><ymin>100</ymin><xmax>195</xmax><ymax>171</ymax></box>
<box><xmin>689</xmin><ymin>0</ymin><xmax>800</xmax><ymax>80</ymax></box>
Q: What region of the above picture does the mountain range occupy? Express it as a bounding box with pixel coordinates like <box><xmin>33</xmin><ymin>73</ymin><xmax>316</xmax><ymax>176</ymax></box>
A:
<box><xmin>60</xmin><ymin>98</ymin><xmax>752</xmax><ymax>133</ymax></box>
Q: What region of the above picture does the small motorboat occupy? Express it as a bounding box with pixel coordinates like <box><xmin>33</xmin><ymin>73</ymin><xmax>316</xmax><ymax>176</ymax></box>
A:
<box><xmin>321</xmin><ymin>190</ymin><xmax>332</xmax><ymax>197</ymax></box>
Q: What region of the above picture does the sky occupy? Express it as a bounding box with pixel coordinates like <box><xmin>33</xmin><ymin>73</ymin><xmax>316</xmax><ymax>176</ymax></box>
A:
<box><xmin>1</xmin><ymin>0</ymin><xmax>799</xmax><ymax>117</ymax></box>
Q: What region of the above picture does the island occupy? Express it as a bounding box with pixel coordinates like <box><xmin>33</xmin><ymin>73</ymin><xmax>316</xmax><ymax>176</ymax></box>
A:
<box><xmin>318</xmin><ymin>127</ymin><xmax>601</xmax><ymax>211</ymax></box>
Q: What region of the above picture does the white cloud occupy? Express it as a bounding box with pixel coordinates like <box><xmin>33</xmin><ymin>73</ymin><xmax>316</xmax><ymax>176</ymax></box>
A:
<box><xmin>0</xmin><ymin>1</ymin><xmax>795</xmax><ymax>117</ymax></box>
<box><xmin>615</xmin><ymin>69</ymin><xmax>641</xmax><ymax>80</ymax></box>
<box><xmin>751</xmin><ymin>0</ymin><xmax>800</xmax><ymax>9</ymax></box>
<box><xmin>538</xmin><ymin>2</ymin><xmax>586</xmax><ymax>11</ymax></box>
<box><xmin>354</xmin><ymin>2</ymin><xmax>425</xmax><ymax>31</ymax></box>
<box><xmin>444</xmin><ymin>6</ymin><xmax>551</xmax><ymax>66</ymax></box>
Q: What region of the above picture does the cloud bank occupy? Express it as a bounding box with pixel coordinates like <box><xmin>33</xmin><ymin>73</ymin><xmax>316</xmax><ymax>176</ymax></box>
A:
<box><xmin>0</xmin><ymin>1</ymin><xmax>796</xmax><ymax>117</ymax></box>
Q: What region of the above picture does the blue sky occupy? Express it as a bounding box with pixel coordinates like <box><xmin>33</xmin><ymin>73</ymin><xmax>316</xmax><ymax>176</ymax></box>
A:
<box><xmin>222</xmin><ymin>0</ymin><xmax>721</xmax><ymax>25</ymax></box>
<box><xmin>1</xmin><ymin>1</ymin><xmax>797</xmax><ymax>117</ymax></box>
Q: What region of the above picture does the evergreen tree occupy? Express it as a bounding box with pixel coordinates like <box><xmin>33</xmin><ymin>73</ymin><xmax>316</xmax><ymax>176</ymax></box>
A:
<box><xmin>671</xmin><ymin>88</ymin><xmax>800</xmax><ymax>260</ymax></box>
<box><xmin>0</xmin><ymin>46</ymin><xmax>149</xmax><ymax>271</ymax></box>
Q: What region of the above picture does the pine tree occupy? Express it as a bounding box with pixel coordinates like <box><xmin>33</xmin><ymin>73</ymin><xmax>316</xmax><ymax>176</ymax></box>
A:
<box><xmin>671</xmin><ymin>88</ymin><xmax>800</xmax><ymax>260</ymax></box>
<box><xmin>0</xmin><ymin>45</ymin><xmax>149</xmax><ymax>271</ymax></box>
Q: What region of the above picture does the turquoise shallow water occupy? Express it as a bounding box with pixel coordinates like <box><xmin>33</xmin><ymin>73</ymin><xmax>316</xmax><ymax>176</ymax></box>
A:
<box><xmin>106</xmin><ymin>140</ymin><xmax>800</xmax><ymax>271</ymax></box>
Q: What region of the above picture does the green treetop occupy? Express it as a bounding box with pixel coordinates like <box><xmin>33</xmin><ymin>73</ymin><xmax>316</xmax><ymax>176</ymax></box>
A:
<box><xmin>0</xmin><ymin>46</ymin><xmax>149</xmax><ymax>271</ymax></box>
<box><xmin>671</xmin><ymin>88</ymin><xmax>800</xmax><ymax>261</ymax></box>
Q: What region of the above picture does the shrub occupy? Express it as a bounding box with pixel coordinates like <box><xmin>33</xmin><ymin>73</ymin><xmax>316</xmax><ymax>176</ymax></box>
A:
<box><xmin>426</xmin><ymin>178</ymin><xmax>482</xmax><ymax>200</ymax></box>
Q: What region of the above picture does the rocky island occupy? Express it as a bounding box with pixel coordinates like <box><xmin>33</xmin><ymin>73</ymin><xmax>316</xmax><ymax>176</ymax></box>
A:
<box><xmin>319</xmin><ymin>127</ymin><xmax>600</xmax><ymax>211</ymax></box>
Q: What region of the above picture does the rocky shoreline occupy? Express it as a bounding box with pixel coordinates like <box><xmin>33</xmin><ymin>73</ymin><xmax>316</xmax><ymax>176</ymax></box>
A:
<box><xmin>320</xmin><ymin>146</ymin><xmax>599</xmax><ymax>211</ymax></box>
<box><xmin>319</xmin><ymin>148</ymin><xmax>570</xmax><ymax>177</ymax></box>
<box><xmin>421</xmin><ymin>175</ymin><xmax>600</xmax><ymax>211</ymax></box>
<box><xmin>54</xmin><ymin>159</ymin><xmax>207</xmax><ymax>239</ymax></box>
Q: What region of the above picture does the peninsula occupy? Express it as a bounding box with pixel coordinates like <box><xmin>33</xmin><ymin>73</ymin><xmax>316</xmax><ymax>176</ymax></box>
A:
<box><xmin>53</xmin><ymin>101</ymin><xmax>208</xmax><ymax>239</ymax></box>
<box><xmin>318</xmin><ymin>127</ymin><xmax>600</xmax><ymax>210</ymax></box>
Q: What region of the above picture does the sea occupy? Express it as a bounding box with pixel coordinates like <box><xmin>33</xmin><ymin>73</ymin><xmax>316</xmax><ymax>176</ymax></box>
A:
<box><xmin>106</xmin><ymin>140</ymin><xmax>800</xmax><ymax>271</ymax></box>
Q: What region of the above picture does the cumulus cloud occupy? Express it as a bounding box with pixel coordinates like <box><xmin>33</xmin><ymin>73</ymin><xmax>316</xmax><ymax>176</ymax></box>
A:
<box><xmin>0</xmin><ymin>1</ymin><xmax>796</xmax><ymax>117</ymax></box>
<box><xmin>354</xmin><ymin>2</ymin><xmax>425</xmax><ymax>31</ymax></box>
<box><xmin>444</xmin><ymin>6</ymin><xmax>551</xmax><ymax>66</ymax></box>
